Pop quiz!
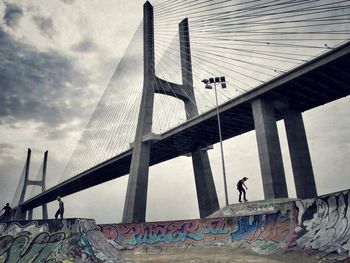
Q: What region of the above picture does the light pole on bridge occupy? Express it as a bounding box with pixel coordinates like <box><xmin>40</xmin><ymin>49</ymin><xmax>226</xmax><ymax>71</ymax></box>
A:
<box><xmin>202</xmin><ymin>76</ymin><xmax>229</xmax><ymax>206</ymax></box>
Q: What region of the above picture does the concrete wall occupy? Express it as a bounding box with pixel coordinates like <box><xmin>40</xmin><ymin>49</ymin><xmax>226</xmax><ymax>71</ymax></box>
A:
<box><xmin>292</xmin><ymin>190</ymin><xmax>350</xmax><ymax>261</ymax></box>
<box><xmin>100</xmin><ymin>211</ymin><xmax>294</xmax><ymax>255</ymax></box>
<box><xmin>100</xmin><ymin>190</ymin><xmax>350</xmax><ymax>261</ymax></box>
<box><xmin>0</xmin><ymin>218</ymin><xmax>122</xmax><ymax>262</ymax></box>
<box><xmin>1</xmin><ymin>190</ymin><xmax>349</xmax><ymax>261</ymax></box>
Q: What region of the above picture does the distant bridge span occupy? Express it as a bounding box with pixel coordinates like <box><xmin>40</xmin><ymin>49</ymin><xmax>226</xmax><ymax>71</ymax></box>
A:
<box><xmin>23</xmin><ymin>41</ymin><xmax>350</xmax><ymax>210</ymax></box>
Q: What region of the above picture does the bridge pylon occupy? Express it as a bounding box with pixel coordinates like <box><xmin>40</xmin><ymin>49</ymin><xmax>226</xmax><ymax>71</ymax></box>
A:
<box><xmin>122</xmin><ymin>1</ymin><xmax>219</xmax><ymax>223</ymax></box>
<box><xmin>14</xmin><ymin>149</ymin><xmax>49</xmax><ymax>220</ymax></box>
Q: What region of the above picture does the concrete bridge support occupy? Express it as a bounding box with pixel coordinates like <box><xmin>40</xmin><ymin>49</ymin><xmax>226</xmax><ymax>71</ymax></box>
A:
<box><xmin>14</xmin><ymin>148</ymin><xmax>31</xmax><ymax>220</ymax></box>
<box><xmin>284</xmin><ymin>110</ymin><xmax>317</xmax><ymax>198</ymax></box>
<box><xmin>14</xmin><ymin>149</ymin><xmax>49</xmax><ymax>220</ymax></box>
<box><xmin>179</xmin><ymin>18</ymin><xmax>219</xmax><ymax>218</ymax></box>
<box><xmin>123</xmin><ymin>1</ymin><xmax>155</xmax><ymax>223</ymax></box>
<box><xmin>28</xmin><ymin>209</ymin><xmax>33</xmax><ymax>220</ymax></box>
<box><xmin>123</xmin><ymin>2</ymin><xmax>219</xmax><ymax>223</ymax></box>
<box><xmin>252</xmin><ymin>99</ymin><xmax>288</xmax><ymax>199</ymax></box>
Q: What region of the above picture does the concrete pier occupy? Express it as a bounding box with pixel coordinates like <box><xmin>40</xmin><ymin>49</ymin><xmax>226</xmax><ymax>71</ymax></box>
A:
<box><xmin>284</xmin><ymin>110</ymin><xmax>317</xmax><ymax>198</ymax></box>
<box><xmin>252</xmin><ymin>98</ymin><xmax>288</xmax><ymax>199</ymax></box>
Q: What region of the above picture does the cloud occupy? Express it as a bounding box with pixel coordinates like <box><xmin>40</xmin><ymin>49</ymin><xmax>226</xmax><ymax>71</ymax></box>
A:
<box><xmin>0</xmin><ymin>27</ymin><xmax>90</xmax><ymax>132</ymax></box>
<box><xmin>71</xmin><ymin>38</ymin><xmax>97</xmax><ymax>53</ymax></box>
<box><xmin>61</xmin><ymin>0</ymin><xmax>75</xmax><ymax>5</ymax></box>
<box><xmin>32</xmin><ymin>15</ymin><xmax>57</xmax><ymax>39</ymax></box>
<box><xmin>0</xmin><ymin>143</ymin><xmax>14</xmax><ymax>154</ymax></box>
<box><xmin>3</xmin><ymin>3</ymin><xmax>23</xmax><ymax>29</ymax></box>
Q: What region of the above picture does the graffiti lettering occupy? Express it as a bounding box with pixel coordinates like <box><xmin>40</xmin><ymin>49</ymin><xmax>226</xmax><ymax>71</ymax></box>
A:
<box><xmin>100</xmin><ymin>190</ymin><xmax>350</xmax><ymax>261</ymax></box>
<box><xmin>292</xmin><ymin>191</ymin><xmax>350</xmax><ymax>260</ymax></box>
<box><xmin>0</xmin><ymin>219</ymin><xmax>123</xmax><ymax>262</ymax></box>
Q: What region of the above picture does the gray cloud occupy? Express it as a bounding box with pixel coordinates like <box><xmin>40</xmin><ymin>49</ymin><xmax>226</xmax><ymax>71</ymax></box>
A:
<box><xmin>61</xmin><ymin>0</ymin><xmax>75</xmax><ymax>5</ymax></box>
<box><xmin>0</xmin><ymin>143</ymin><xmax>14</xmax><ymax>154</ymax></box>
<box><xmin>3</xmin><ymin>3</ymin><xmax>23</xmax><ymax>29</ymax></box>
<box><xmin>32</xmin><ymin>16</ymin><xmax>57</xmax><ymax>39</ymax></box>
<box><xmin>0</xmin><ymin>28</ymin><xmax>90</xmax><ymax>135</ymax></box>
<box><xmin>71</xmin><ymin>38</ymin><xmax>97</xmax><ymax>53</ymax></box>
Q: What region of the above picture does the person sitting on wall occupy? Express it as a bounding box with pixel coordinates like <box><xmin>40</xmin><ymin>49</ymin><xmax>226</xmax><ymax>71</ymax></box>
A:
<box><xmin>0</xmin><ymin>203</ymin><xmax>12</xmax><ymax>220</ymax></box>
<box><xmin>55</xmin><ymin>196</ymin><xmax>64</xmax><ymax>219</ymax></box>
<box><xmin>237</xmin><ymin>177</ymin><xmax>248</xmax><ymax>203</ymax></box>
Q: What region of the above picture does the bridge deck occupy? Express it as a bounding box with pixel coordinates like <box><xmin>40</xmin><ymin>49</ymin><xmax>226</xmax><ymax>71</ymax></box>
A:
<box><xmin>23</xmin><ymin>41</ymin><xmax>350</xmax><ymax>210</ymax></box>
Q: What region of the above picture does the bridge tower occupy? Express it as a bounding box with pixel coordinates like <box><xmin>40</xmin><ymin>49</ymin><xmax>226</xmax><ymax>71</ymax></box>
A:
<box><xmin>123</xmin><ymin>1</ymin><xmax>219</xmax><ymax>223</ymax></box>
<box><xmin>14</xmin><ymin>149</ymin><xmax>49</xmax><ymax>220</ymax></box>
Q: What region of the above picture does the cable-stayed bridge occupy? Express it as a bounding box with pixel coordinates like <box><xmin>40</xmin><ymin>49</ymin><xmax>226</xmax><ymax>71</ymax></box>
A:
<box><xmin>10</xmin><ymin>0</ymin><xmax>350</xmax><ymax>223</ymax></box>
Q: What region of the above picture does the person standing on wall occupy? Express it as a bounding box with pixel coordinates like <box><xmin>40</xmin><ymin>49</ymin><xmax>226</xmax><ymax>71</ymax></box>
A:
<box><xmin>237</xmin><ymin>177</ymin><xmax>248</xmax><ymax>203</ymax></box>
<box><xmin>0</xmin><ymin>203</ymin><xmax>12</xmax><ymax>220</ymax></box>
<box><xmin>55</xmin><ymin>196</ymin><xmax>64</xmax><ymax>219</ymax></box>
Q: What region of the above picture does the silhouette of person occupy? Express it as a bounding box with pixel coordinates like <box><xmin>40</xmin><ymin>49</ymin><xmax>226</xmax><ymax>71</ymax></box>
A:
<box><xmin>237</xmin><ymin>177</ymin><xmax>248</xmax><ymax>203</ymax></box>
<box><xmin>1</xmin><ymin>203</ymin><xmax>12</xmax><ymax>220</ymax></box>
<box><xmin>55</xmin><ymin>196</ymin><xmax>64</xmax><ymax>219</ymax></box>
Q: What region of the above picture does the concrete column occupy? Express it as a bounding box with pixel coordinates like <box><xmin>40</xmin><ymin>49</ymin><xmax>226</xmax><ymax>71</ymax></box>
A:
<box><xmin>284</xmin><ymin>110</ymin><xmax>317</xmax><ymax>198</ymax></box>
<box><xmin>42</xmin><ymin>151</ymin><xmax>48</xmax><ymax>219</ymax></box>
<box><xmin>179</xmin><ymin>18</ymin><xmax>198</xmax><ymax>118</ymax></box>
<box><xmin>179</xmin><ymin>18</ymin><xmax>219</xmax><ymax>216</ymax></box>
<box><xmin>122</xmin><ymin>1</ymin><xmax>155</xmax><ymax>223</ymax></box>
<box><xmin>14</xmin><ymin>205</ymin><xmax>27</xmax><ymax>220</ymax></box>
<box><xmin>15</xmin><ymin>148</ymin><xmax>31</xmax><ymax>220</ymax></box>
<box><xmin>28</xmin><ymin>209</ymin><xmax>33</xmax><ymax>220</ymax></box>
<box><xmin>191</xmin><ymin>149</ymin><xmax>220</xmax><ymax>217</ymax></box>
<box><xmin>252</xmin><ymin>99</ymin><xmax>288</xmax><ymax>199</ymax></box>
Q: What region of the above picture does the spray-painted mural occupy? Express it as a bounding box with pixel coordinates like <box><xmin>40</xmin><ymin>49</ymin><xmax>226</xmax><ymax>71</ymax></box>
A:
<box><xmin>100</xmin><ymin>190</ymin><xmax>350</xmax><ymax>261</ymax></box>
<box><xmin>0</xmin><ymin>219</ymin><xmax>123</xmax><ymax>263</ymax></box>
<box><xmin>1</xmin><ymin>191</ymin><xmax>349</xmax><ymax>261</ymax></box>
<box><xmin>290</xmin><ymin>190</ymin><xmax>350</xmax><ymax>261</ymax></box>
<box><xmin>99</xmin><ymin>211</ymin><xmax>294</xmax><ymax>255</ymax></box>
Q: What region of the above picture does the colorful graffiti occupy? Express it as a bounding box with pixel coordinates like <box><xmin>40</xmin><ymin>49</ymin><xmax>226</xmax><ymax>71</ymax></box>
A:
<box><xmin>0</xmin><ymin>219</ymin><xmax>123</xmax><ymax>263</ymax></box>
<box><xmin>100</xmin><ymin>190</ymin><xmax>350</xmax><ymax>261</ymax></box>
<box><xmin>119</xmin><ymin>217</ymin><xmax>228</xmax><ymax>246</ymax></box>
<box><xmin>0</xmin><ymin>232</ymin><xmax>66</xmax><ymax>263</ymax></box>
<box><xmin>0</xmin><ymin>221</ymin><xmax>48</xmax><ymax>236</ymax></box>
<box><xmin>99</xmin><ymin>213</ymin><xmax>293</xmax><ymax>255</ymax></box>
<box><xmin>1</xmin><ymin>190</ymin><xmax>349</xmax><ymax>261</ymax></box>
<box><xmin>231</xmin><ymin>212</ymin><xmax>293</xmax><ymax>254</ymax></box>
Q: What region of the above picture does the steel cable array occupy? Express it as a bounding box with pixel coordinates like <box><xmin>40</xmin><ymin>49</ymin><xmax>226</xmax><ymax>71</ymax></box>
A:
<box><xmin>58</xmin><ymin>0</ymin><xmax>349</xmax><ymax>183</ymax></box>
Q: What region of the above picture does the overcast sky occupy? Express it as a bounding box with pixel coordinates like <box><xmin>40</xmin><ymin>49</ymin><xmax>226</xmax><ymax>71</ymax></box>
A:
<box><xmin>0</xmin><ymin>0</ymin><xmax>349</xmax><ymax>223</ymax></box>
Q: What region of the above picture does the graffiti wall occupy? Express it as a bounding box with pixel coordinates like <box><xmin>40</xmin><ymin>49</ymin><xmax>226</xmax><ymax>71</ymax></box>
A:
<box><xmin>291</xmin><ymin>190</ymin><xmax>350</xmax><ymax>261</ymax></box>
<box><xmin>0</xmin><ymin>218</ymin><xmax>122</xmax><ymax>263</ymax></box>
<box><xmin>100</xmin><ymin>211</ymin><xmax>294</xmax><ymax>255</ymax></box>
<box><xmin>1</xmin><ymin>191</ymin><xmax>349</xmax><ymax>261</ymax></box>
<box><xmin>100</xmin><ymin>190</ymin><xmax>350</xmax><ymax>261</ymax></box>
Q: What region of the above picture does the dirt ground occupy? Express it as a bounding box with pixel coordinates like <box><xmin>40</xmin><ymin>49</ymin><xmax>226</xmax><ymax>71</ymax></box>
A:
<box><xmin>120</xmin><ymin>247</ymin><xmax>350</xmax><ymax>263</ymax></box>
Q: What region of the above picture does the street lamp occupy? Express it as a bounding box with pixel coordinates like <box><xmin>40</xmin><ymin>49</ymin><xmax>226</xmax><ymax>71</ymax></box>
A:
<box><xmin>202</xmin><ymin>76</ymin><xmax>229</xmax><ymax>206</ymax></box>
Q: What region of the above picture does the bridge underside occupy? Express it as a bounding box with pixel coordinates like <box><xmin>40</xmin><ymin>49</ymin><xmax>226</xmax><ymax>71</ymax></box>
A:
<box><xmin>23</xmin><ymin>42</ymin><xmax>350</xmax><ymax>211</ymax></box>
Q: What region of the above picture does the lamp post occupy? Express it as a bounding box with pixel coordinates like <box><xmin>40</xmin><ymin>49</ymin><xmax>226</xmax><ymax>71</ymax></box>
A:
<box><xmin>202</xmin><ymin>77</ymin><xmax>229</xmax><ymax>206</ymax></box>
